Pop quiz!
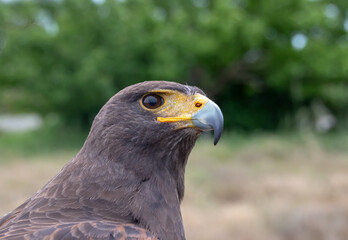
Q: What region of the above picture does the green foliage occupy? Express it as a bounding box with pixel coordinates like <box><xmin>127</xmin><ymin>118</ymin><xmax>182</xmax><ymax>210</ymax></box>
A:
<box><xmin>0</xmin><ymin>0</ymin><xmax>348</xmax><ymax>130</ymax></box>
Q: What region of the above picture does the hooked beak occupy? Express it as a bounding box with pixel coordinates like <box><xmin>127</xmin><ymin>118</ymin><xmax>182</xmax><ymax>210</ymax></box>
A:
<box><xmin>157</xmin><ymin>94</ymin><xmax>224</xmax><ymax>145</ymax></box>
<box><xmin>192</xmin><ymin>100</ymin><xmax>224</xmax><ymax>145</ymax></box>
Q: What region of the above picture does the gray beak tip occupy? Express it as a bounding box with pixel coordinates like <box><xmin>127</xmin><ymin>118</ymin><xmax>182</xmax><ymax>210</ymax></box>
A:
<box><xmin>214</xmin><ymin>134</ymin><xmax>221</xmax><ymax>146</ymax></box>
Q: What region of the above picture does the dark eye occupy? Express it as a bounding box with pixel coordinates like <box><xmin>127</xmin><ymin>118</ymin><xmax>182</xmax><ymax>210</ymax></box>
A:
<box><xmin>142</xmin><ymin>94</ymin><xmax>164</xmax><ymax>109</ymax></box>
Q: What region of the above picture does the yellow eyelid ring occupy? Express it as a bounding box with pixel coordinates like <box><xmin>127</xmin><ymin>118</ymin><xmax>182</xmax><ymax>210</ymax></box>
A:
<box><xmin>140</xmin><ymin>93</ymin><xmax>166</xmax><ymax>111</ymax></box>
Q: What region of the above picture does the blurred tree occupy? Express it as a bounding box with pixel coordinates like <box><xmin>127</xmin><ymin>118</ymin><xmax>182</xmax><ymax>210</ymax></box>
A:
<box><xmin>0</xmin><ymin>0</ymin><xmax>347</xmax><ymax>130</ymax></box>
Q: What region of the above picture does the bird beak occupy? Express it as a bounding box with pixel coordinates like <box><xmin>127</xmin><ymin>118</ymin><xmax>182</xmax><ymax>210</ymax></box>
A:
<box><xmin>157</xmin><ymin>93</ymin><xmax>224</xmax><ymax>145</ymax></box>
<box><xmin>192</xmin><ymin>100</ymin><xmax>224</xmax><ymax>145</ymax></box>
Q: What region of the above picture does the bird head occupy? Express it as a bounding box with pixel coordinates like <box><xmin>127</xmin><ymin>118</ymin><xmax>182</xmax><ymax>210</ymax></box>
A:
<box><xmin>86</xmin><ymin>81</ymin><xmax>223</xmax><ymax>154</ymax></box>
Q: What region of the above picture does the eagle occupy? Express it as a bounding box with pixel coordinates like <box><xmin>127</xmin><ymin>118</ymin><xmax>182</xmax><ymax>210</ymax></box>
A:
<box><xmin>0</xmin><ymin>81</ymin><xmax>223</xmax><ymax>240</ymax></box>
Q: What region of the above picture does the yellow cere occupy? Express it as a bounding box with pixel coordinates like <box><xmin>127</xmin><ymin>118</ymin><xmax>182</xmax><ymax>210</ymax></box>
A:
<box><xmin>141</xmin><ymin>89</ymin><xmax>209</xmax><ymax>129</ymax></box>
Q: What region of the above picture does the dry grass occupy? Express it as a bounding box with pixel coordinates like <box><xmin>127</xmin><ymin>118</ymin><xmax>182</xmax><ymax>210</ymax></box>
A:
<box><xmin>1</xmin><ymin>133</ymin><xmax>348</xmax><ymax>240</ymax></box>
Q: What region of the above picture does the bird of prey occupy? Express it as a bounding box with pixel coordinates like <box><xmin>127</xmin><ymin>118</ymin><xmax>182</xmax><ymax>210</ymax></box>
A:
<box><xmin>0</xmin><ymin>81</ymin><xmax>223</xmax><ymax>240</ymax></box>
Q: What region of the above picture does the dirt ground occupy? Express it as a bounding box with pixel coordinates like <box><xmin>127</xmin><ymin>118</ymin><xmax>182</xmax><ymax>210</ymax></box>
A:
<box><xmin>1</xmin><ymin>134</ymin><xmax>348</xmax><ymax>240</ymax></box>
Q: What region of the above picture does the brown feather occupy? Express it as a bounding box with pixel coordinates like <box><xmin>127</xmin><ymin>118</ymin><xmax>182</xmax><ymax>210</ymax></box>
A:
<box><xmin>0</xmin><ymin>81</ymin><xmax>205</xmax><ymax>240</ymax></box>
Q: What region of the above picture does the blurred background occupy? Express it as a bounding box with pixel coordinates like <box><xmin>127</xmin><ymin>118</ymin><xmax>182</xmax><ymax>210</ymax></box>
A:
<box><xmin>1</xmin><ymin>0</ymin><xmax>348</xmax><ymax>239</ymax></box>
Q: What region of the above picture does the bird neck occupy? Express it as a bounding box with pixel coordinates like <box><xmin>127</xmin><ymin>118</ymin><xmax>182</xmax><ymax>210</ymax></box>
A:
<box><xmin>81</xmin><ymin>128</ymin><xmax>198</xmax><ymax>202</ymax></box>
<box><xmin>78</xmin><ymin>131</ymin><xmax>197</xmax><ymax>240</ymax></box>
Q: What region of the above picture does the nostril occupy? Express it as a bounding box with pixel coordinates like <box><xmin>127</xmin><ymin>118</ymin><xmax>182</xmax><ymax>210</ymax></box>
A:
<box><xmin>195</xmin><ymin>102</ymin><xmax>202</xmax><ymax>108</ymax></box>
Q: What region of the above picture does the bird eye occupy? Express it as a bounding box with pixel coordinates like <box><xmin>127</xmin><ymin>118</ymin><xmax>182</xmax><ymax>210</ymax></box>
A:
<box><xmin>142</xmin><ymin>94</ymin><xmax>164</xmax><ymax>109</ymax></box>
